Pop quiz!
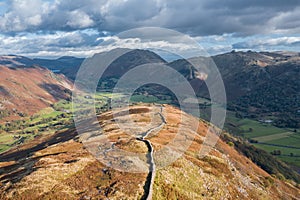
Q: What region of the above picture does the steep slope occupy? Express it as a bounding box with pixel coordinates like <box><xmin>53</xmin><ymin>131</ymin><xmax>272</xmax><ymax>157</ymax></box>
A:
<box><xmin>212</xmin><ymin>51</ymin><xmax>300</xmax><ymax>101</ymax></box>
<box><xmin>169</xmin><ymin>51</ymin><xmax>300</xmax><ymax>128</ymax></box>
<box><xmin>0</xmin><ymin>65</ymin><xmax>72</xmax><ymax>122</ymax></box>
<box><xmin>0</xmin><ymin>104</ymin><xmax>299</xmax><ymax>199</ymax></box>
<box><xmin>213</xmin><ymin>51</ymin><xmax>300</xmax><ymax>128</ymax></box>
<box><xmin>232</xmin><ymin>60</ymin><xmax>299</xmax><ymax>127</ymax></box>
<box><xmin>169</xmin><ymin>51</ymin><xmax>299</xmax><ymax>100</ymax></box>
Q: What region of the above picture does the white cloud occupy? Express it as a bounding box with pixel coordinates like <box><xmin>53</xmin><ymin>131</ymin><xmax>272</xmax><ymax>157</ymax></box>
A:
<box><xmin>0</xmin><ymin>0</ymin><xmax>49</xmax><ymax>32</ymax></box>
<box><xmin>67</xmin><ymin>10</ymin><xmax>94</xmax><ymax>28</ymax></box>
<box><xmin>263</xmin><ymin>37</ymin><xmax>300</xmax><ymax>45</ymax></box>
<box><xmin>231</xmin><ymin>35</ymin><xmax>300</xmax><ymax>54</ymax></box>
<box><xmin>27</xmin><ymin>15</ymin><xmax>42</xmax><ymax>26</ymax></box>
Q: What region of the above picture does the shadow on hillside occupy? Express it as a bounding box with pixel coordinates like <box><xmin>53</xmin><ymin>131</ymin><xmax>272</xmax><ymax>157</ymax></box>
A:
<box><xmin>0</xmin><ymin>128</ymin><xmax>77</xmax><ymax>184</ymax></box>
<box><xmin>0</xmin><ymin>86</ymin><xmax>10</xmax><ymax>97</ymax></box>
<box><xmin>0</xmin><ymin>152</ymin><xmax>63</xmax><ymax>184</ymax></box>
<box><xmin>38</xmin><ymin>83</ymin><xmax>71</xmax><ymax>101</ymax></box>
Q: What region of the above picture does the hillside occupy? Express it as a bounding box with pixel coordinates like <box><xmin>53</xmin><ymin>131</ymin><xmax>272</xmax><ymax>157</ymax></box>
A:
<box><xmin>0</xmin><ymin>65</ymin><xmax>72</xmax><ymax>122</ymax></box>
<box><xmin>170</xmin><ymin>51</ymin><xmax>299</xmax><ymax>99</ymax></box>
<box><xmin>214</xmin><ymin>51</ymin><xmax>300</xmax><ymax>128</ymax></box>
<box><xmin>0</xmin><ymin>50</ymin><xmax>298</xmax><ymax>172</ymax></box>
<box><xmin>2</xmin><ymin>50</ymin><xmax>298</xmax><ymax>127</ymax></box>
<box><xmin>168</xmin><ymin>51</ymin><xmax>300</xmax><ymax>128</ymax></box>
<box><xmin>0</xmin><ymin>104</ymin><xmax>299</xmax><ymax>199</ymax></box>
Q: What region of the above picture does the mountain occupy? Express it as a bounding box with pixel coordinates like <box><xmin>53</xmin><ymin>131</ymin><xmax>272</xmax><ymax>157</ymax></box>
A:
<box><xmin>213</xmin><ymin>51</ymin><xmax>300</xmax><ymax>128</ymax></box>
<box><xmin>169</xmin><ymin>51</ymin><xmax>300</xmax><ymax>128</ymax></box>
<box><xmin>100</xmin><ymin>49</ymin><xmax>166</xmax><ymax>78</ymax></box>
<box><xmin>0</xmin><ymin>65</ymin><xmax>72</xmax><ymax>122</ymax></box>
<box><xmin>0</xmin><ymin>104</ymin><xmax>299</xmax><ymax>199</ymax></box>
<box><xmin>212</xmin><ymin>51</ymin><xmax>300</xmax><ymax>100</ymax></box>
<box><xmin>169</xmin><ymin>51</ymin><xmax>299</xmax><ymax>99</ymax></box>
<box><xmin>33</xmin><ymin>56</ymin><xmax>84</xmax><ymax>80</ymax></box>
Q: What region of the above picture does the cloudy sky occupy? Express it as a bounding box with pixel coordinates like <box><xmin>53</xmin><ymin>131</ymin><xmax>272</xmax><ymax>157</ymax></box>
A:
<box><xmin>0</xmin><ymin>0</ymin><xmax>300</xmax><ymax>58</ymax></box>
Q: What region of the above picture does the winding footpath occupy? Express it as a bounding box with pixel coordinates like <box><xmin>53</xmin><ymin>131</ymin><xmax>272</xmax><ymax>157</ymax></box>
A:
<box><xmin>138</xmin><ymin>106</ymin><xmax>166</xmax><ymax>200</ymax></box>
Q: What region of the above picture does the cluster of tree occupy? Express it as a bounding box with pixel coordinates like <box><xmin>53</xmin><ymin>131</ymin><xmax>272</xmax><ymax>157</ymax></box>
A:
<box><xmin>0</xmin><ymin>112</ymin><xmax>71</xmax><ymax>133</ymax></box>
<box><xmin>97</xmin><ymin>77</ymin><xmax>118</xmax><ymax>91</ymax></box>
<box><xmin>273</xmin><ymin>116</ymin><xmax>299</xmax><ymax>128</ymax></box>
<box><xmin>270</xmin><ymin>150</ymin><xmax>281</xmax><ymax>156</ymax></box>
<box><xmin>248</xmin><ymin>139</ymin><xmax>258</xmax><ymax>143</ymax></box>
<box><xmin>96</xmin><ymin>103</ymin><xmax>110</xmax><ymax>114</ymax></box>
<box><xmin>0</xmin><ymin>119</ymin><xmax>26</xmax><ymax>132</ymax></box>
<box><xmin>52</xmin><ymin>100</ymin><xmax>69</xmax><ymax>111</ymax></box>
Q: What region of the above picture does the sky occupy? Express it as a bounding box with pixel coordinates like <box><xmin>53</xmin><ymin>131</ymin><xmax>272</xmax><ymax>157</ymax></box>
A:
<box><xmin>0</xmin><ymin>0</ymin><xmax>300</xmax><ymax>58</ymax></box>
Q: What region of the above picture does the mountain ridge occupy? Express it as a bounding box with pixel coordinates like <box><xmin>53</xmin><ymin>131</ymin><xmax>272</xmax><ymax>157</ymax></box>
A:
<box><xmin>1</xmin><ymin>49</ymin><xmax>298</xmax><ymax>128</ymax></box>
<box><xmin>0</xmin><ymin>104</ymin><xmax>299</xmax><ymax>199</ymax></box>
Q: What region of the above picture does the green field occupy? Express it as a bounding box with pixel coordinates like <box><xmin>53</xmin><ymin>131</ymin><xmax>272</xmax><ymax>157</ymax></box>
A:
<box><xmin>253</xmin><ymin>132</ymin><xmax>295</xmax><ymax>142</ymax></box>
<box><xmin>0</xmin><ymin>100</ymin><xmax>73</xmax><ymax>153</ymax></box>
<box><xmin>225</xmin><ymin>111</ymin><xmax>300</xmax><ymax>167</ymax></box>
<box><xmin>130</xmin><ymin>94</ymin><xmax>172</xmax><ymax>104</ymax></box>
<box><xmin>0</xmin><ymin>92</ymin><xmax>127</xmax><ymax>153</ymax></box>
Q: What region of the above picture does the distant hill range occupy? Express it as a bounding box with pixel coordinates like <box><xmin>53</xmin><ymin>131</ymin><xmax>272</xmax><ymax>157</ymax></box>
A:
<box><xmin>0</xmin><ymin>55</ymin><xmax>84</xmax><ymax>80</ymax></box>
<box><xmin>0</xmin><ymin>50</ymin><xmax>299</xmax><ymax>128</ymax></box>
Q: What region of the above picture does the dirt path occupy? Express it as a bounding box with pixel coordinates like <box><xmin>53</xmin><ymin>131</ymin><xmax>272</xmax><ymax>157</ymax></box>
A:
<box><xmin>138</xmin><ymin>106</ymin><xmax>166</xmax><ymax>200</ymax></box>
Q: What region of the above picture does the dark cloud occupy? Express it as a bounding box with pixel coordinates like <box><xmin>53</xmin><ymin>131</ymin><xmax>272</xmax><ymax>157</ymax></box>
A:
<box><xmin>0</xmin><ymin>0</ymin><xmax>299</xmax><ymax>57</ymax></box>
<box><xmin>0</xmin><ymin>0</ymin><xmax>300</xmax><ymax>36</ymax></box>
<box><xmin>0</xmin><ymin>29</ymin><xmax>103</xmax><ymax>57</ymax></box>
<box><xmin>0</xmin><ymin>0</ymin><xmax>105</xmax><ymax>33</ymax></box>
<box><xmin>155</xmin><ymin>0</ymin><xmax>300</xmax><ymax>36</ymax></box>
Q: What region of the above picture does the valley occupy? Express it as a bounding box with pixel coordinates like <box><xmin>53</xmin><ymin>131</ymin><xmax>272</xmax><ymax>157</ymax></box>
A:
<box><xmin>0</xmin><ymin>49</ymin><xmax>299</xmax><ymax>199</ymax></box>
<box><xmin>1</xmin><ymin>0</ymin><xmax>299</xmax><ymax>199</ymax></box>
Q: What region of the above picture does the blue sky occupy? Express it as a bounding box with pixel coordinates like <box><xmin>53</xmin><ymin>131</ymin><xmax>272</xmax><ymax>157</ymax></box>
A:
<box><xmin>0</xmin><ymin>0</ymin><xmax>299</xmax><ymax>58</ymax></box>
